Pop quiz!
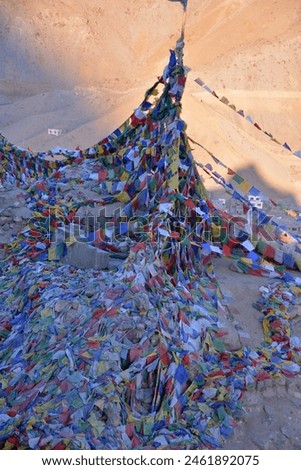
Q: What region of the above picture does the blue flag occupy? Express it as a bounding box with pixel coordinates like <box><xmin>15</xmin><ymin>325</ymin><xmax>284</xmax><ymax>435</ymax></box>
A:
<box><xmin>168</xmin><ymin>0</ymin><xmax>187</xmax><ymax>10</ymax></box>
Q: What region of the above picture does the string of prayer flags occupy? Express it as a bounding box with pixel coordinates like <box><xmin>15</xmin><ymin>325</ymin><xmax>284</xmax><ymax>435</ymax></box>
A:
<box><xmin>193</xmin><ymin>77</ymin><xmax>301</xmax><ymax>159</ymax></box>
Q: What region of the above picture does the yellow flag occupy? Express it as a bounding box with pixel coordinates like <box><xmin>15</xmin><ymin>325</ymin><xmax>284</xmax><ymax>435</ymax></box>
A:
<box><xmin>48</xmin><ymin>246</ymin><xmax>58</xmax><ymax>261</ymax></box>
<box><xmin>167</xmin><ymin>141</ymin><xmax>179</xmax><ymax>191</ymax></box>
<box><xmin>115</xmin><ymin>191</ymin><xmax>131</xmax><ymax>203</ymax></box>
<box><xmin>239</xmin><ymin>179</ymin><xmax>252</xmax><ymax>193</ymax></box>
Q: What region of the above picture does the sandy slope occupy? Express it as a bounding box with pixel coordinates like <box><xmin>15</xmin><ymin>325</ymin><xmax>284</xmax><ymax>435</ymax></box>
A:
<box><xmin>1</xmin><ymin>0</ymin><xmax>300</xmax><ymax>209</ymax></box>
<box><xmin>183</xmin><ymin>80</ymin><xmax>301</xmax><ymax>206</ymax></box>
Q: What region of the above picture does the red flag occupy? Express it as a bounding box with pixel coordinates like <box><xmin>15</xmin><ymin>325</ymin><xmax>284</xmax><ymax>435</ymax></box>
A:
<box><xmin>222</xmin><ymin>244</ymin><xmax>232</xmax><ymax>257</ymax></box>
<box><xmin>185</xmin><ymin>199</ymin><xmax>196</xmax><ymax>209</ymax></box>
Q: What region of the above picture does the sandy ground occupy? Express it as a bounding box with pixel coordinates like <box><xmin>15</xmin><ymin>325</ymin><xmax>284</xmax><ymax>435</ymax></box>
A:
<box><xmin>1</xmin><ymin>0</ymin><xmax>301</xmax><ymax>450</ymax></box>
<box><xmin>213</xmin><ymin>257</ymin><xmax>301</xmax><ymax>450</ymax></box>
